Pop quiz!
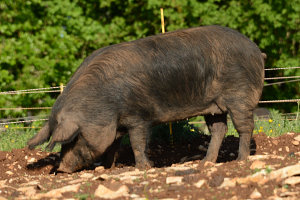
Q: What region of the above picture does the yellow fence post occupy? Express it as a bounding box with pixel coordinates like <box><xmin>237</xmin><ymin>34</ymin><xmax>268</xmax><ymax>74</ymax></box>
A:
<box><xmin>60</xmin><ymin>83</ymin><xmax>64</xmax><ymax>94</ymax></box>
<box><xmin>160</xmin><ymin>8</ymin><xmax>174</xmax><ymax>147</ymax></box>
<box><xmin>160</xmin><ymin>8</ymin><xmax>165</xmax><ymax>34</ymax></box>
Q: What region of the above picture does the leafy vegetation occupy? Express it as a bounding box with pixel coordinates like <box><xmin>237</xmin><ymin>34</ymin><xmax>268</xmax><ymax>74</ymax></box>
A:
<box><xmin>0</xmin><ymin>0</ymin><xmax>299</xmax><ymax>119</ymax></box>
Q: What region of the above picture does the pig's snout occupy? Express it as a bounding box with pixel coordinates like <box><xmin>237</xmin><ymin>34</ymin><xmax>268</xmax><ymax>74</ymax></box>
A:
<box><xmin>57</xmin><ymin>148</ymin><xmax>84</xmax><ymax>173</ymax></box>
<box><xmin>58</xmin><ymin>139</ymin><xmax>96</xmax><ymax>173</ymax></box>
<box><xmin>57</xmin><ymin>162</ymin><xmax>74</xmax><ymax>173</ymax></box>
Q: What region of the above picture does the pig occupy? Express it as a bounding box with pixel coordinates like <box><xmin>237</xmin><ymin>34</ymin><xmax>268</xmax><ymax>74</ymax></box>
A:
<box><xmin>28</xmin><ymin>25</ymin><xmax>265</xmax><ymax>173</ymax></box>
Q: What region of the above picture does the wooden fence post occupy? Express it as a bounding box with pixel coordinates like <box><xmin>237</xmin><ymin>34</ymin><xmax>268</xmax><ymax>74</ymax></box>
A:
<box><xmin>60</xmin><ymin>83</ymin><xmax>64</xmax><ymax>94</ymax></box>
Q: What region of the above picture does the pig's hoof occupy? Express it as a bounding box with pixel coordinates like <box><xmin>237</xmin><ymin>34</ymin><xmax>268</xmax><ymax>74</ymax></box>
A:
<box><xmin>201</xmin><ymin>156</ymin><xmax>217</xmax><ymax>164</ymax></box>
<box><xmin>136</xmin><ymin>161</ymin><xmax>152</xmax><ymax>169</ymax></box>
<box><xmin>201</xmin><ymin>160</ymin><xmax>215</xmax><ymax>167</ymax></box>
<box><xmin>236</xmin><ymin>154</ymin><xmax>248</xmax><ymax>161</ymax></box>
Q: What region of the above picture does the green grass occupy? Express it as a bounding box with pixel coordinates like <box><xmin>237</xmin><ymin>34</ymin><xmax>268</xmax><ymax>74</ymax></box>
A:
<box><xmin>0</xmin><ymin>110</ymin><xmax>299</xmax><ymax>151</ymax></box>
<box><xmin>227</xmin><ymin>109</ymin><xmax>300</xmax><ymax>137</ymax></box>
<box><xmin>0</xmin><ymin>127</ymin><xmax>35</xmax><ymax>151</ymax></box>
<box><xmin>190</xmin><ymin>109</ymin><xmax>299</xmax><ymax>137</ymax></box>
<box><xmin>0</xmin><ymin>120</ymin><xmax>61</xmax><ymax>152</ymax></box>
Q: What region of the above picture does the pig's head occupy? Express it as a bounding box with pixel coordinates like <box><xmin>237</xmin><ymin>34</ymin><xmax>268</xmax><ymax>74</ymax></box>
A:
<box><xmin>28</xmin><ymin>110</ymin><xmax>115</xmax><ymax>173</ymax></box>
<box><xmin>57</xmin><ymin>134</ymin><xmax>97</xmax><ymax>173</ymax></box>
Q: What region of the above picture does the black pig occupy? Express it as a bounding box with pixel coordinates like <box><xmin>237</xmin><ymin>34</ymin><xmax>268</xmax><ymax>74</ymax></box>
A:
<box><xmin>28</xmin><ymin>25</ymin><xmax>265</xmax><ymax>173</ymax></box>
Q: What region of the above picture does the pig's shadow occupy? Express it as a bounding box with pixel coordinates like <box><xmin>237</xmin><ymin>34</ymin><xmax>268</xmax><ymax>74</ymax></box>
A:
<box><xmin>115</xmin><ymin>134</ymin><xmax>256</xmax><ymax>168</ymax></box>
<box><xmin>25</xmin><ymin>134</ymin><xmax>256</xmax><ymax>172</ymax></box>
<box><xmin>26</xmin><ymin>153</ymin><xmax>60</xmax><ymax>174</ymax></box>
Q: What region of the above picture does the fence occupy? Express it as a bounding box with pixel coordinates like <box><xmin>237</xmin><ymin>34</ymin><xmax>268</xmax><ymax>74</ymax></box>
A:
<box><xmin>0</xmin><ymin>67</ymin><xmax>299</xmax><ymax>128</ymax></box>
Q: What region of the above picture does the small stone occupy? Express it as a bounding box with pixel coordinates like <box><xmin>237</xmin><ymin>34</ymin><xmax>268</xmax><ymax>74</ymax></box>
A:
<box><xmin>147</xmin><ymin>174</ymin><xmax>158</xmax><ymax>178</ymax></box>
<box><xmin>248</xmin><ymin>154</ymin><xmax>284</xmax><ymax>161</ymax></box>
<box><xmin>21</xmin><ymin>180</ymin><xmax>39</xmax><ymax>186</ymax></box>
<box><xmin>68</xmin><ymin>178</ymin><xmax>85</xmax><ymax>184</ymax></box>
<box><xmin>94</xmin><ymin>184</ymin><xmax>129</xmax><ymax>199</ymax></box>
<box><xmin>17</xmin><ymin>186</ymin><xmax>36</xmax><ymax>197</ymax></box>
<box><xmin>206</xmin><ymin>167</ymin><xmax>217</xmax><ymax>176</ymax></box>
<box><xmin>93</xmin><ymin>174</ymin><xmax>109</xmax><ymax>181</ymax></box>
<box><xmin>283</xmin><ymin>176</ymin><xmax>300</xmax><ymax>186</ymax></box>
<box><xmin>147</xmin><ymin>168</ymin><xmax>156</xmax><ymax>173</ymax></box>
<box><xmin>279</xmin><ymin>148</ymin><xmax>282</xmax><ymax>151</ymax></box>
<box><xmin>35</xmin><ymin>184</ymin><xmax>80</xmax><ymax>199</ymax></box>
<box><xmin>249</xmin><ymin>188</ymin><xmax>262</xmax><ymax>199</ymax></box>
<box><xmin>5</xmin><ymin>171</ymin><xmax>13</xmax><ymax>175</ymax></box>
<box><xmin>28</xmin><ymin>157</ymin><xmax>36</xmax><ymax>163</ymax></box>
<box><xmin>165</xmin><ymin>166</ymin><xmax>190</xmax><ymax>172</ymax></box>
<box><xmin>268</xmin><ymin>164</ymin><xmax>300</xmax><ymax>181</ymax></box>
<box><xmin>228</xmin><ymin>196</ymin><xmax>238</xmax><ymax>200</ymax></box>
<box><xmin>250</xmin><ymin>160</ymin><xmax>266</xmax><ymax>170</ymax></box>
<box><xmin>0</xmin><ymin>180</ymin><xmax>6</xmax><ymax>187</ymax></box>
<box><xmin>272</xmin><ymin>140</ymin><xmax>279</xmax><ymax>145</ymax></box>
<box><xmin>166</xmin><ymin>176</ymin><xmax>183</xmax><ymax>185</ymax></box>
<box><xmin>294</xmin><ymin>135</ymin><xmax>300</xmax><ymax>142</ymax></box>
<box><xmin>130</xmin><ymin>194</ymin><xmax>140</xmax><ymax>198</ymax></box>
<box><xmin>194</xmin><ymin>179</ymin><xmax>206</xmax><ymax>188</ymax></box>
<box><xmin>119</xmin><ymin>170</ymin><xmax>143</xmax><ymax>177</ymax></box>
<box><xmin>285</xmin><ymin>146</ymin><xmax>290</xmax><ymax>152</ymax></box>
<box><xmin>219</xmin><ymin>178</ymin><xmax>236</xmax><ymax>188</ymax></box>
<box><xmin>204</xmin><ymin>161</ymin><xmax>215</xmax><ymax>167</ymax></box>
<box><xmin>80</xmin><ymin>173</ymin><xmax>94</xmax><ymax>179</ymax></box>
<box><xmin>279</xmin><ymin>191</ymin><xmax>299</xmax><ymax>197</ymax></box>
<box><xmin>120</xmin><ymin>175</ymin><xmax>139</xmax><ymax>184</ymax></box>
<box><xmin>140</xmin><ymin>181</ymin><xmax>149</xmax><ymax>185</ymax></box>
<box><xmin>229</xmin><ymin>153</ymin><xmax>235</xmax><ymax>157</ymax></box>
<box><xmin>95</xmin><ymin>166</ymin><xmax>105</xmax><ymax>172</ymax></box>
<box><xmin>292</xmin><ymin>140</ymin><xmax>299</xmax><ymax>146</ymax></box>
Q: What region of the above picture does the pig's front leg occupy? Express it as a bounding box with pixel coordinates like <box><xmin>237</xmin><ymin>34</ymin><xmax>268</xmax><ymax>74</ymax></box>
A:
<box><xmin>101</xmin><ymin>137</ymin><xmax>122</xmax><ymax>168</ymax></box>
<box><xmin>128</xmin><ymin>123</ymin><xmax>152</xmax><ymax>169</ymax></box>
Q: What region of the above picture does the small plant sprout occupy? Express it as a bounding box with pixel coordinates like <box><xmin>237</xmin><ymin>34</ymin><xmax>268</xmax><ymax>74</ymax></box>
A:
<box><xmin>265</xmin><ymin>166</ymin><xmax>273</xmax><ymax>174</ymax></box>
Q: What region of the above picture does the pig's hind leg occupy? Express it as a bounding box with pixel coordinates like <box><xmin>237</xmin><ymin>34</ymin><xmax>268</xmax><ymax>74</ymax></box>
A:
<box><xmin>128</xmin><ymin>122</ymin><xmax>152</xmax><ymax>169</ymax></box>
<box><xmin>203</xmin><ymin>113</ymin><xmax>228</xmax><ymax>162</ymax></box>
<box><xmin>228</xmin><ymin>107</ymin><xmax>254</xmax><ymax>161</ymax></box>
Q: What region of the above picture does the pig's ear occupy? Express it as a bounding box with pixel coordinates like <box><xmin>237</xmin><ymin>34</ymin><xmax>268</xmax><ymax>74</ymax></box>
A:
<box><xmin>28</xmin><ymin>122</ymin><xmax>51</xmax><ymax>149</ymax></box>
<box><xmin>46</xmin><ymin>121</ymin><xmax>79</xmax><ymax>150</ymax></box>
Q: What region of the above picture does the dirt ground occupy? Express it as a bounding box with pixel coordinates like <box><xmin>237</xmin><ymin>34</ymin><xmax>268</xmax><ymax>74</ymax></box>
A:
<box><xmin>0</xmin><ymin>132</ymin><xmax>299</xmax><ymax>200</ymax></box>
